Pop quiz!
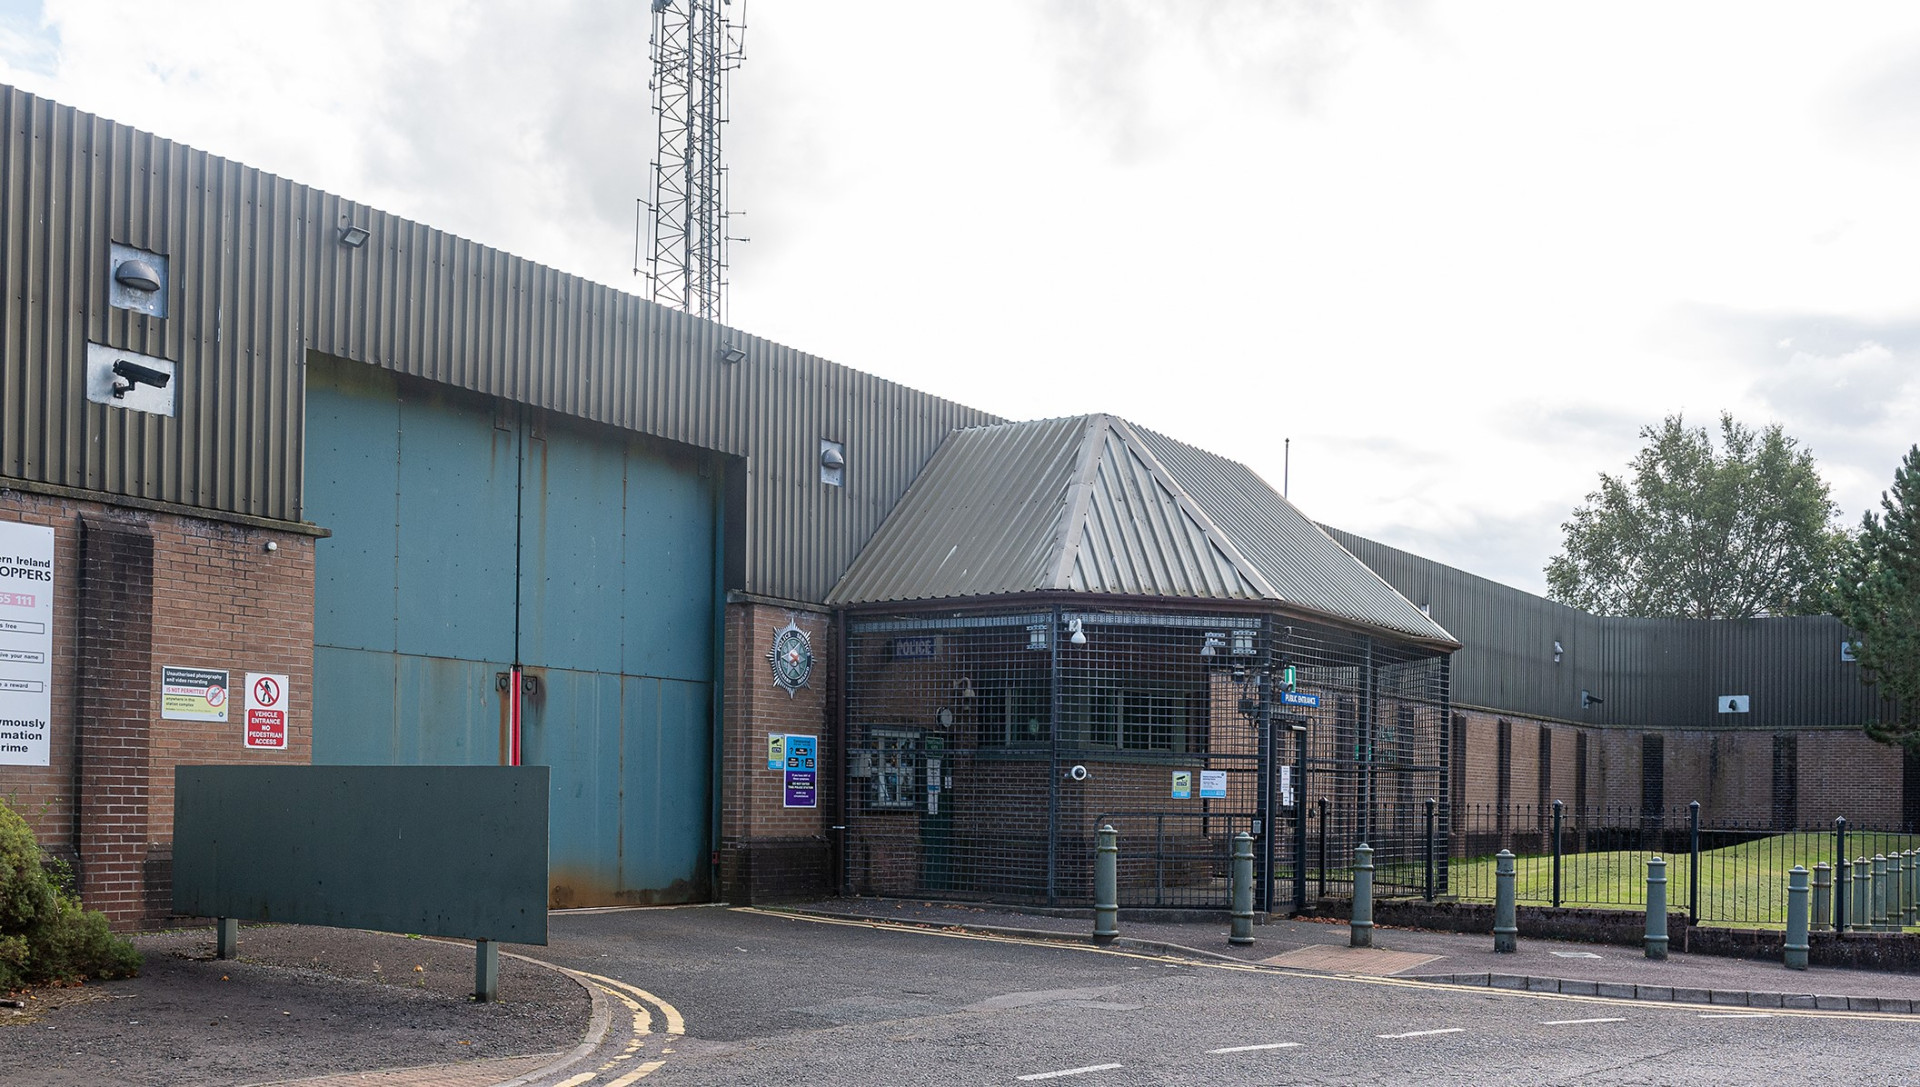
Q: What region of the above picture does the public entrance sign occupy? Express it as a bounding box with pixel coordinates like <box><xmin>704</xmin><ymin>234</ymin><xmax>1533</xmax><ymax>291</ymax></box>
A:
<box><xmin>244</xmin><ymin>672</ymin><xmax>289</xmax><ymax>749</ymax></box>
<box><xmin>0</xmin><ymin>522</ymin><xmax>54</xmax><ymax>767</ymax></box>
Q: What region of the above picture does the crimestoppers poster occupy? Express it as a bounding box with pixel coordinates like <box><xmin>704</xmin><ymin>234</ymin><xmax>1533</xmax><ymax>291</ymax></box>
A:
<box><xmin>0</xmin><ymin>522</ymin><xmax>55</xmax><ymax>767</ymax></box>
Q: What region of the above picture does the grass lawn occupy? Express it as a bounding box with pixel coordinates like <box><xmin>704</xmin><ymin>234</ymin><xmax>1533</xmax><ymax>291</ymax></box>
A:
<box><xmin>1440</xmin><ymin>831</ymin><xmax>1920</xmax><ymax>928</ymax></box>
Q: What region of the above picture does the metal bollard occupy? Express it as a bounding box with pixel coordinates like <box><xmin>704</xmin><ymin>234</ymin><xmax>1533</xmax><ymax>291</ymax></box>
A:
<box><xmin>1784</xmin><ymin>866</ymin><xmax>1810</xmax><ymax>971</ymax></box>
<box><xmin>1350</xmin><ymin>842</ymin><xmax>1375</xmax><ymax>949</ymax></box>
<box><xmin>1094</xmin><ymin>824</ymin><xmax>1119</xmax><ymax>944</ymax></box>
<box><xmin>1853</xmin><ymin>856</ymin><xmax>1871</xmax><ymax>930</ymax></box>
<box><xmin>1493</xmin><ymin>849</ymin><xmax>1518</xmax><ymax>953</ymax></box>
<box><xmin>1898</xmin><ymin>850</ymin><xmax>1910</xmax><ymax>929</ymax></box>
<box><xmin>1908</xmin><ymin>850</ymin><xmax>1919</xmax><ymax>928</ymax></box>
<box><xmin>216</xmin><ymin>917</ymin><xmax>239</xmax><ymax>960</ymax></box>
<box><xmin>474</xmin><ymin>939</ymin><xmax>498</xmax><ymax>1002</ymax></box>
<box><xmin>1812</xmin><ymin>862</ymin><xmax>1831</xmax><ymax>932</ymax></box>
<box><xmin>1872</xmin><ymin>854</ymin><xmax>1889</xmax><ymax>931</ymax></box>
<box><xmin>1230</xmin><ymin>832</ymin><xmax>1255</xmax><ymax>946</ymax></box>
<box><xmin>1645</xmin><ymin>855</ymin><xmax>1669</xmax><ymax>960</ymax></box>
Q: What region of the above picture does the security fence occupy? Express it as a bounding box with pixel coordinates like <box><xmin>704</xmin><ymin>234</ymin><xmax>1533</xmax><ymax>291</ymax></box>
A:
<box><xmin>840</xmin><ymin>603</ymin><xmax>1451</xmax><ymax>911</ymax></box>
<box><xmin>1444</xmin><ymin>802</ymin><xmax>1920</xmax><ymax>928</ymax></box>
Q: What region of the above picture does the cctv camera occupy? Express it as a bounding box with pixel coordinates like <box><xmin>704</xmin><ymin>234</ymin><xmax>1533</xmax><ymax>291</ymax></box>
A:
<box><xmin>111</xmin><ymin>359</ymin><xmax>172</xmax><ymax>398</ymax></box>
<box><xmin>1067</xmin><ymin>764</ymin><xmax>1089</xmax><ymax>782</ymax></box>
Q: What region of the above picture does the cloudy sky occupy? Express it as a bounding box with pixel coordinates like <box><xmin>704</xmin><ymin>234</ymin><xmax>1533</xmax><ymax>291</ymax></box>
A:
<box><xmin>5</xmin><ymin>1</ymin><xmax>1918</xmax><ymax>595</ymax></box>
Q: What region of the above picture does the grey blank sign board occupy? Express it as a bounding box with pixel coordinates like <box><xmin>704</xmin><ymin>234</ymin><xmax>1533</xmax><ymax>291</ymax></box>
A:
<box><xmin>173</xmin><ymin>765</ymin><xmax>550</xmax><ymax>945</ymax></box>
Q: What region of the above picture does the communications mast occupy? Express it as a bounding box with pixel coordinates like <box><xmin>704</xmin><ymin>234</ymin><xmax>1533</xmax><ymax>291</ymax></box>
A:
<box><xmin>640</xmin><ymin>0</ymin><xmax>747</xmax><ymax>323</ymax></box>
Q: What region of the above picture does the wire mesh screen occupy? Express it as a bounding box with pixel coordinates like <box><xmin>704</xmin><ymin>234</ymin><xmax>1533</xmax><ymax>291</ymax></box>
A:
<box><xmin>842</xmin><ymin>604</ymin><xmax>1451</xmax><ymax>911</ymax></box>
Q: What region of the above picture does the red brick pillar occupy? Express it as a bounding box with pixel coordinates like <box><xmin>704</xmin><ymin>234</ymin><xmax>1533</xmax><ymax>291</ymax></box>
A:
<box><xmin>75</xmin><ymin>517</ymin><xmax>154</xmax><ymax>927</ymax></box>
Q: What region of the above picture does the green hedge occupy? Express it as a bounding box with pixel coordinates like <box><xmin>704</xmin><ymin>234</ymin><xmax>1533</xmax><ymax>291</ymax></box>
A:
<box><xmin>0</xmin><ymin>797</ymin><xmax>141</xmax><ymax>991</ymax></box>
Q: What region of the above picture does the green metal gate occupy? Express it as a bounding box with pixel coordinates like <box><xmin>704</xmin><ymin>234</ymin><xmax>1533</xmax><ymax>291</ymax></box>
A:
<box><xmin>305</xmin><ymin>356</ymin><xmax>721</xmax><ymax>907</ymax></box>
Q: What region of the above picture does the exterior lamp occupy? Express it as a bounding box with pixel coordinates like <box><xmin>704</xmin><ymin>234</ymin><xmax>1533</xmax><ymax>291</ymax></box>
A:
<box><xmin>1066</xmin><ymin>617</ymin><xmax>1086</xmax><ymax>645</ymax></box>
<box><xmin>337</xmin><ymin>224</ymin><xmax>371</xmax><ymax>248</ymax></box>
<box><xmin>1553</xmin><ymin>640</ymin><xmax>1564</xmax><ymax>663</ymax></box>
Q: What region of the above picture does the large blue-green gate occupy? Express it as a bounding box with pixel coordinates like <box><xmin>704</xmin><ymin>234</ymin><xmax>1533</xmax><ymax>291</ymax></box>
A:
<box><xmin>304</xmin><ymin>355</ymin><xmax>721</xmax><ymax>907</ymax></box>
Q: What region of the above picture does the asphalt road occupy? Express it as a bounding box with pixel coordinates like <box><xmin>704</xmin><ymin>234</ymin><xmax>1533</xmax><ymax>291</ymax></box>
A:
<box><xmin>534</xmin><ymin>906</ymin><xmax>1920</xmax><ymax>1087</ymax></box>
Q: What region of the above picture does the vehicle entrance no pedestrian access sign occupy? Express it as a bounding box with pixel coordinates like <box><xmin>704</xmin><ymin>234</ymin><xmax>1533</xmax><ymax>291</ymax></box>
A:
<box><xmin>244</xmin><ymin>672</ymin><xmax>289</xmax><ymax>750</ymax></box>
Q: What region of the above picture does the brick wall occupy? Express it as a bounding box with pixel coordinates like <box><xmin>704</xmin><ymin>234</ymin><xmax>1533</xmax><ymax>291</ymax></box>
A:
<box><xmin>719</xmin><ymin>601</ymin><xmax>835</xmax><ymax>904</ymax></box>
<box><xmin>0</xmin><ymin>490</ymin><xmax>315</xmax><ymax>928</ymax></box>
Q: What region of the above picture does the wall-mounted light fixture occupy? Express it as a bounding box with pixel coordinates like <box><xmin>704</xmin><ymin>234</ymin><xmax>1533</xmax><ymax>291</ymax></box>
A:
<box><xmin>719</xmin><ymin>342</ymin><xmax>748</xmax><ymax>364</ymax></box>
<box><xmin>114</xmin><ymin>259</ymin><xmax>163</xmax><ymax>293</ymax></box>
<box><xmin>1065</xmin><ymin>617</ymin><xmax>1087</xmax><ymax>645</ymax></box>
<box><xmin>1581</xmin><ymin>689</ymin><xmax>1603</xmax><ymax>709</ymax></box>
<box><xmin>820</xmin><ymin>439</ymin><xmax>846</xmax><ymax>486</ymax></box>
<box><xmin>953</xmin><ymin>676</ymin><xmax>976</xmax><ymax>700</ymax></box>
<box><xmin>1553</xmin><ymin>640</ymin><xmax>1564</xmax><ymax>664</ymax></box>
<box><xmin>337</xmin><ymin>224</ymin><xmax>371</xmax><ymax>248</ymax></box>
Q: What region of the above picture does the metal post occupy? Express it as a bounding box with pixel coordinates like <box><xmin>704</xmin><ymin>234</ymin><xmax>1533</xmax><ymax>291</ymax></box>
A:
<box><xmin>1812</xmin><ymin>862</ymin><xmax>1831</xmax><ymax>933</ymax></box>
<box><xmin>1834</xmin><ymin>817</ymin><xmax>1849</xmax><ymax>933</ymax></box>
<box><xmin>216</xmin><ymin>918</ymin><xmax>238</xmax><ymax>960</ymax></box>
<box><xmin>1645</xmin><ymin>855</ymin><xmax>1669</xmax><ymax>960</ymax></box>
<box><xmin>1688</xmin><ymin>800</ymin><xmax>1701</xmax><ymax>923</ymax></box>
<box><xmin>1424</xmin><ymin>797</ymin><xmax>1437</xmax><ymax>902</ymax></box>
<box><xmin>1836</xmin><ymin>855</ymin><xmax>1852</xmax><ymax>934</ymax></box>
<box><xmin>1551</xmin><ymin>799</ymin><xmax>1564</xmax><ymax>909</ymax></box>
<box><xmin>1784</xmin><ymin>866</ymin><xmax>1810</xmax><ymax>971</ymax></box>
<box><xmin>1871</xmin><ymin>854</ymin><xmax>1889</xmax><ymax>931</ymax></box>
<box><xmin>474</xmin><ymin>939</ymin><xmax>498</xmax><ymax>1002</ymax></box>
<box><xmin>1292</xmin><ymin>727</ymin><xmax>1308</xmax><ymax>915</ymax></box>
<box><xmin>1230</xmin><ymin>832</ymin><xmax>1255</xmax><ymax>946</ymax></box>
<box><xmin>1493</xmin><ymin>849</ymin><xmax>1517</xmax><ymax>953</ymax></box>
<box><xmin>1093</xmin><ymin>825</ymin><xmax>1119</xmax><ymax>943</ymax></box>
<box><xmin>1890</xmin><ymin>852</ymin><xmax>1905</xmax><ymax>931</ymax></box>
<box><xmin>1350</xmin><ymin>842</ymin><xmax>1374</xmax><ymax>949</ymax></box>
<box><xmin>1853</xmin><ymin>856</ymin><xmax>1870</xmax><ymax>930</ymax></box>
<box><xmin>1316</xmin><ymin>796</ymin><xmax>1330</xmax><ymax>901</ymax></box>
<box><xmin>1046</xmin><ymin>605</ymin><xmax>1061</xmax><ymax>906</ymax></box>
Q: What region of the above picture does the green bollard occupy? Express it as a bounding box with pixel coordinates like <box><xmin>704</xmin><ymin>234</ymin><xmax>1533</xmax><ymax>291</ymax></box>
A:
<box><xmin>1493</xmin><ymin>849</ymin><xmax>1518</xmax><ymax>953</ymax></box>
<box><xmin>1645</xmin><ymin>855</ymin><xmax>1669</xmax><ymax>960</ymax></box>
<box><xmin>1350</xmin><ymin>842</ymin><xmax>1375</xmax><ymax>949</ymax></box>
<box><xmin>1094</xmin><ymin>824</ymin><xmax>1119</xmax><ymax>944</ymax></box>
<box><xmin>1784</xmin><ymin>866</ymin><xmax>1810</xmax><ymax>971</ymax></box>
<box><xmin>1897</xmin><ymin>850</ymin><xmax>1909</xmax><ymax>929</ymax></box>
<box><xmin>1812</xmin><ymin>862</ymin><xmax>1831</xmax><ymax>933</ymax></box>
<box><xmin>1907</xmin><ymin>850</ymin><xmax>1919</xmax><ymax>928</ymax></box>
<box><xmin>1853</xmin><ymin>856</ymin><xmax>1871</xmax><ymax>930</ymax></box>
<box><xmin>1230</xmin><ymin>832</ymin><xmax>1255</xmax><ymax>947</ymax></box>
<box><xmin>1872</xmin><ymin>854</ymin><xmax>1889</xmax><ymax>931</ymax></box>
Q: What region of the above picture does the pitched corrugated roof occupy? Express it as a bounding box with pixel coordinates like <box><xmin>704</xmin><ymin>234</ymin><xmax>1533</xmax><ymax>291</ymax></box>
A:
<box><xmin>827</xmin><ymin>414</ymin><xmax>1459</xmax><ymax>648</ymax></box>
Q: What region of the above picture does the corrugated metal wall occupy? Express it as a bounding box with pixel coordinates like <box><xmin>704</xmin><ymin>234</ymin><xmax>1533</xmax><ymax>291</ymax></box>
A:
<box><xmin>0</xmin><ymin>84</ymin><xmax>998</xmax><ymax>602</ymax></box>
<box><xmin>1323</xmin><ymin>527</ymin><xmax>1893</xmax><ymax>730</ymax></box>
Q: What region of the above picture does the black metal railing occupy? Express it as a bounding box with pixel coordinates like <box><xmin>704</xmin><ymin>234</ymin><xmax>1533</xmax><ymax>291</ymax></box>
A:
<box><xmin>1442</xmin><ymin>802</ymin><xmax>1919</xmax><ymax>928</ymax></box>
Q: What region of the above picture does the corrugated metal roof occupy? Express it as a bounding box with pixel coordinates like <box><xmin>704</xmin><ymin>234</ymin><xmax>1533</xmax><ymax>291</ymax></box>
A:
<box><xmin>828</xmin><ymin>415</ymin><xmax>1460</xmax><ymax>649</ymax></box>
<box><xmin>1130</xmin><ymin>425</ymin><xmax>1457</xmax><ymax>645</ymax></box>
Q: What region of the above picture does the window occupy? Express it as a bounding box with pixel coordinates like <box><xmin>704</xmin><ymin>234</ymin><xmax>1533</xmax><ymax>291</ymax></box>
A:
<box><xmin>1069</xmin><ymin>687</ymin><xmax>1189</xmax><ymax>753</ymax></box>
<box><xmin>976</xmin><ymin>678</ymin><xmax>1049</xmax><ymax>746</ymax></box>
<box><xmin>870</xmin><ymin>730</ymin><xmax>919</xmax><ymax>809</ymax></box>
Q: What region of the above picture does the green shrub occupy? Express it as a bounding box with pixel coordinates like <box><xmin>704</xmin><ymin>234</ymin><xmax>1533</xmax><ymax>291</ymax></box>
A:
<box><xmin>0</xmin><ymin>797</ymin><xmax>141</xmax><ymax>991</ymax></box>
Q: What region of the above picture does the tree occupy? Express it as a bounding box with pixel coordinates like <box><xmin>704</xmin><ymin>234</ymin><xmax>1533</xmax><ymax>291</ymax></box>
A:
<box><xmin>1829</xmin><ymin>445</ymin><xmax>1920</xmax><ymax>750</ymax></box>
<box><xmin>1545</xmin><ymin>413</ymin><xmax>1844</xmax><ymax>618</ymax></box>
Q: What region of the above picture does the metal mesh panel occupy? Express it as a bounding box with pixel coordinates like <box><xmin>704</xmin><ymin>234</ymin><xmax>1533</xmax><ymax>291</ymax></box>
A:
<box><xmin>842</xmin><ymin>603</ymin><xmax>1452</xmax><ymax>911</ymax></box>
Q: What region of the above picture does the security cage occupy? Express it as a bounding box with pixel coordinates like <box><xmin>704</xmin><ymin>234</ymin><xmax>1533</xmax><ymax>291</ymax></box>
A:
<box><xmin>840</xmin><ymin>602</ymin><xmax>1451</xmax><ymax>911</ymax></box>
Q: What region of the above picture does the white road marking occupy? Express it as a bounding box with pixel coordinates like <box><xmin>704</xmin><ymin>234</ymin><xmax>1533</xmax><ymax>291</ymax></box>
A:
<box><xmin>1377</xmin><ymin>1028</ymin><xmax>1467</xmax><ymax>1039</ymax></box>
<box><xmin>1018</xmin><ymin>1063</ymin><xmax>1125</xmax><ymax>1081</ymax></box>
<box><xmin>1541</xmin><ymin>1017</ymin><xmax>1628</xmax><ymax>1026</ymax></box>
<box><xmin>1208</xmin><ymin>1042</ymin><xmax>1303</xmax><ymax>1054</ymax></box>
<box><xmin>1699</xmin><ymin>1012</ymin><xmax>1774</xmax><ymax>1019</ymax></box>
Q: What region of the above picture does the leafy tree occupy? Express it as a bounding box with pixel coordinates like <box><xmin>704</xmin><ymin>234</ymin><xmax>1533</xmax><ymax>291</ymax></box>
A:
<box><xmin>1830</xmin><ymin>445</ymin><xmax>1920</xmax><ymax>750</ymax></box>
<box><xmin>1545</xmin><ymin>413</ymin><xmax>1844</xmax><ymax>618</ymax></box>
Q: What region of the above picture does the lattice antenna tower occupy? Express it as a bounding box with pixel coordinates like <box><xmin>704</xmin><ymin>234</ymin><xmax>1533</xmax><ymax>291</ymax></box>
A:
<box><xmin>638</xmin><ymin>0</ymin><xmax>747</xmax><ymax>324</ymax></box>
